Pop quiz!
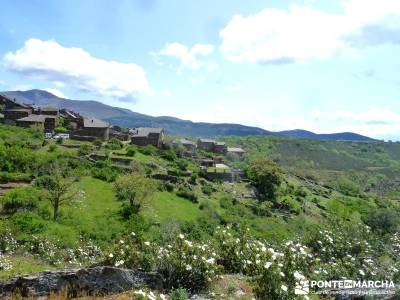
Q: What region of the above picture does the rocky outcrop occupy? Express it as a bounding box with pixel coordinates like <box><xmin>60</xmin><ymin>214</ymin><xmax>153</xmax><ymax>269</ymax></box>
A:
<box><xmin>0</xmin><ymin>266</ymin><xmax>163</xmax><ymax>297</ymax></box>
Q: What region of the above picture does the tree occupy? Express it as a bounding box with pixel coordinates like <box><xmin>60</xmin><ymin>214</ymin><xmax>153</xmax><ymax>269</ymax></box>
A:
<box><xmin>35</xmin><ymin>160</ymin><xmax>78</xmax><ymax>222</ymax></box>
<box><xmin>114</xmin><ymin>172</ymin><xmax>157</xmax><ymax>209</ymax></box>
<box><xmin>246</xmin><ymin>158</ymin><xmax>282</xmax><ymax>201</ymax></box>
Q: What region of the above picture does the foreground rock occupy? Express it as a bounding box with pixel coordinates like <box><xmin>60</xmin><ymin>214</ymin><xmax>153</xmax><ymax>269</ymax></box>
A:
<box><xmin>0</xmin><ymin>266</ymin><xmax>163</xmax><ymax>297</ymax></box>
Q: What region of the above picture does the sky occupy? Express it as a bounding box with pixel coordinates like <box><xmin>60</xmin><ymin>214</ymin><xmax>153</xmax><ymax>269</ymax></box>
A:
<box><xmin>1</xmin><ymin>0</ymin><xmax>400</xmax><ymax>140</ymax></box>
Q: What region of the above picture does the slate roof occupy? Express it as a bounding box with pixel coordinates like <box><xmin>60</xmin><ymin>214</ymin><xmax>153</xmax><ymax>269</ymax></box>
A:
<box><xmin>40</xmin><ymin>106</ymin><xmax>58</xmax><ymax>111</ymax></box>
<box><xmin>131</xmin><ymin>127</ymin><xmax>163</xmax><ymax>137</ymax></box>
<box><xmin>180</xmin><ymin>139</ymin><xmax>196</xmax><ymax>146</ymax></box>
<box><xmin>17</xmin><ymin>115</ymin><xmax>47</xmax><ymax>122</ymax></box>
<box><xmin>83</xmin><ymin>118</ymin><xmax>109</xmax><ymax>128</ymax></box>
<box><xmin>198</xmin><ymin>138</ymin><xmax>216</xmax><ymax>143</ymax></box>
<box><xmin>227</xmin><ymin>147</ymin><xmax>245</xmax><ymax>153</ymax></box>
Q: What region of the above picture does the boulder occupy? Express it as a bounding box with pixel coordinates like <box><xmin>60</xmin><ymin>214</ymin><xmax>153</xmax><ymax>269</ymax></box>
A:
<box><xmin>0</xmin><ymin>266</ymin><xmax>163</xmax><ymax>297</ymax></box>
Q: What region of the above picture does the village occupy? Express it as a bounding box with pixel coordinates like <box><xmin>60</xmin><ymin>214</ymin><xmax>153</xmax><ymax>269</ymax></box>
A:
<box><xmin>0</xmin><ymin>94</ymin><xmax>246</xmax><ymax>183</ymax></box>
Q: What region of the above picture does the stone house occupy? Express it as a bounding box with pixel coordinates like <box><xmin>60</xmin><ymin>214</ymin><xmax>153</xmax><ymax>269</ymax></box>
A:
<box><xmin>214</xmin><ymin>142</ymin><xmax>228</xmax><ymax>154</ymax></box>
<box><xmin>197</xmin><ymin>139</ymin><xmax>216</xmax><ymax>151</ymax></box>
<box><xmin>130</xmin><ymin>128</ymin><xmax>164</xmax><ymax>148</ymax></box>
<box><xmin>16</xmin><ymin>114</ymin><xmax>58</xmax><ymax>132</ymax></box>
<box><xmin>71</xmin><ymin>118</ymin><xmax>110</xmax><ymax>141</ymax></box>
<box><xmin>227</xmin><ymin>147</ymin><xmax>246</xmax><ymax>157</ymax></box>
<box><xmin>37</xmin><ymin>107</ymin><xmax>59</xmax><ymax>117</ymax></box>
<box><xmin>200</xmin><ymin>159</ymin><xmax>215</xmax><ymax>168</ymax></box>
<box><xmin>180</xmin><ymin>139</ymin><xmax>197</xmax><ymax>152</ymax></box>
<box><xmin>197</xmin><ymin>139</ymin><xmax>227</xmax><ymax>154</ymax></box>
<box><xmin>4</xmin><ymin>109</ymin><xmax>32</xmax><ymax>125</ymax></box>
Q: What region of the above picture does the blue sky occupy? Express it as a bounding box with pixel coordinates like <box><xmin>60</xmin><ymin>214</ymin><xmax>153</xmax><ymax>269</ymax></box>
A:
<box><xmin>1</xmin><ymin>0</ymin><xmax>400</xmax><ymax>140</ymax></box>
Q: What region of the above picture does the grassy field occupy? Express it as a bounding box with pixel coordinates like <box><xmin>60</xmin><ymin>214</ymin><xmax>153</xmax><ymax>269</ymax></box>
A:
<box><xmin>143</xmin><ymin>191</ymin><xmax>205</xmax><ymax>223</ymax></box>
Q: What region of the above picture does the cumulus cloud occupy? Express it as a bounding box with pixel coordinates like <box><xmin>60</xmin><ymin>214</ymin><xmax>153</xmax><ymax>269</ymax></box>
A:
<box><xmin>3</xmin><ymin>38</ymin><xmax>151</xmax><ymax>102</ymax></box>
<box><xmin>220</xmin><ymin>0</ymin><xmax>400</xmax><ymax>63</ymax></box>
<box><xmin>151</xmin><ymin>42</ymin><xmax>217</xmax><ymax>71</ymax></box>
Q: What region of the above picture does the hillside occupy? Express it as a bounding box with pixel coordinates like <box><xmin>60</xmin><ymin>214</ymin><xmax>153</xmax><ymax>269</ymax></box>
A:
<box><xmin>0</xmin><ymin>124</ymin><xmax>399</xmax><ymax>298</ymax></box>
<box><xmin>1</xmin><ymin>89</ymin><xmax>375</xmax><ymax>141</ymax></box>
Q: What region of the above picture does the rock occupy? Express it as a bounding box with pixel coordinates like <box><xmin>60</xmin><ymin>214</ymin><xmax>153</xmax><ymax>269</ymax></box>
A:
<box><xmin>0</xmin><ymin>266</ymin><xmax>163</xmax><ymax>297</ymax></box>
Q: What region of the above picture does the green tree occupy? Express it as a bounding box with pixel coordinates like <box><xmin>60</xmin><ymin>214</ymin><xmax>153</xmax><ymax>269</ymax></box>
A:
<box><xmin>35</xmin><ymin>160</ymin><xmax>78</xmax><ymax>222</ymax></box>
<box><xmin>114</xmin><ymin>172</ymin><xmax>157</xmax><ymax>209</ymax></box>
<box><xmin>246</xmin><ymin>158</ymin><xmax>282</xmax><ymax>201</ymax></box>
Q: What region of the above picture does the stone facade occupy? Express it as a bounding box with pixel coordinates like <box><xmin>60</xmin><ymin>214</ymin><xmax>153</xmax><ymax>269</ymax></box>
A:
<box><xmin>130</xmin><ymin>128</ymin><xmax>164</xmax><ymax>148</ymax></box>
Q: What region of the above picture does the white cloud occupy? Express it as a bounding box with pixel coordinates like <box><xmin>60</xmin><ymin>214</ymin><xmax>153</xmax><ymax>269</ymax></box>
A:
<box><xmin>44</xmin><ymin>88</ymin><xmax>67</xmax><ymax>98</ymax></box>
<box><xmin>311</xmin><ymin>107</ymin><xmax>400</xmax><ymax>138</ymax></box>
<box><xmin>3</xmin><ymin>38</ymin><xmax>151</xmax><ymax>102</ymax></box>
<box><xmin>9</xmin><ymin>84</ymin><xmax>32</xmax><ymax>91</ymax></box>
<box><xmin>0</xmin><ymin>80</ymin><xmax>6</xmax><ymax>86</ymax></box>
<box><xmin>152</xmin><ymin>42</ymin><xmax>217</xmax><ymax>71</ymax></box>
<box><xmin>220</xmin><ymin>0</ymin><xmax>400</xmax><ymax>63</ymax></box>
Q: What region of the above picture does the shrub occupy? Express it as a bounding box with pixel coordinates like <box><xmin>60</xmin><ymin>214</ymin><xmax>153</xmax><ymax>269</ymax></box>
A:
<box><xmin>246</xmin><ymin>158</ymin><xmax>282</xmax><ymax>201</ymax></box>
<box><xmin>176</xmin><ymin>187</ymin><xmax>198</xmax><ymax>203</ymax></box>
<box><xmin>11</xmin><ymin>212</ymin><xmax>48</xmax><ymax>234</ymax></box>
<box><xmin>156</xmin><ymin>233</ymin><xmax>220</xmax><ymax>291</ymax></box>
<box><xmin>363</xmin><ymin>208</ymin><xmax>400</xmax><ymax>233</ymax></box>
<box><xmin>126</xmin><ymin>146</ymin><xmax>136</xmax><ymax>157</ymax></box>
<box><xmin>201</xmin><ymin>183</ymin><xmax>214</xmax><ymax>196</ymax></box>
<box><xmin>92</xmin><ymin>139</ymin><xmax>103</xmax><ymax>147</ymax></box>
<box><xmin>164</xmin><ymin>182</ymin><xmax>175</xmax><ymax>192</ymax></box>
<box><xmin>139</xmin><ymin>145</ymin><xmax>157</xmax><ymax>156</ymax></box>
<box><xmin>78</xmin><ymin>144</ymin><xmax>92</xmax><ymax>156</ymax></box>
<box><xmin>91</xmin><ymin>167</ymin><xmax>118</xmax><ymax>182</ymax></box>
<box><xmin>0</xmin><ymin>227</ymin><xmax>18</xmax><ymax>254</ymax></box>
<box><xmin>48</xmin><ymin>144</ymin><xmax>58</xmax><ymax>152</ymax></box>
<box><xmin>54</xmin><ymin>126</ymin><xmax>69</xmax><ymax>133</ymax></box>
<box><xmin>169</xmin><ymin>288</ymin><xmax>189</xmax><ymax>300</ymax></box>
<box><xmin>105</xmin><ymin>232</ymin><xmax>156</xmax><ymax>272</ymax></box>
<box><xmin>1</xmin><ymin>187</ymin><xmax>41</xmax><ymax>214</ymax></box>
<box><xmin>161</xmin><ymin>149</ymin><xmax>177</xmax><ymax>161</ymax></box>
<box><xmin>106</xmin><ymin>138</ymin><xmax>123</xmax><ymax>150</ymax></box>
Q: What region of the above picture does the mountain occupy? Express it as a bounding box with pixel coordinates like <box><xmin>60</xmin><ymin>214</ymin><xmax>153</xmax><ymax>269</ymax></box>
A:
<box><xmin>0</xmin><ymin>89</ymin><xmax>376</xmax><ymax>141</ymax></box>
<box><xmin>278</xmin><ymin>129</ymin><xmax>376</xmax><ymax>142</ymax></box>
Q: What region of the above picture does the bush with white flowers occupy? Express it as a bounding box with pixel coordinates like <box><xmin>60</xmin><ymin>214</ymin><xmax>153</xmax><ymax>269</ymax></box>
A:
<box><xmin>156</xmin><ymin>233</ymin><xmax>221</xmax><ymax>291</ymax></box>
<box><xmin>105</xmin><ymin>232</ymin><xmax>156</xmax><ymax>271</ymax></box>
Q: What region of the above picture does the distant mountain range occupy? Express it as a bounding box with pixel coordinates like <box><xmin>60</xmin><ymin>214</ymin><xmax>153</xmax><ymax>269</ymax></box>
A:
<box><xmin>0</xmin><ymin>89</ymin><xmax>376</xmax><ymax>141</ymax></box>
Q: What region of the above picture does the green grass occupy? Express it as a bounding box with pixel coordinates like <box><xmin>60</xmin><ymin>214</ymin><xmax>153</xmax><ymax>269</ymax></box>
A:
<box><xmin>0</xmin><ymin>255</ymin><xmax>55</xmax><ymax>279</ymax></box>
<box><xmin>143</xmin><ymin>191</ymin><xmax>205</xmax><ymax>223</ymax></box>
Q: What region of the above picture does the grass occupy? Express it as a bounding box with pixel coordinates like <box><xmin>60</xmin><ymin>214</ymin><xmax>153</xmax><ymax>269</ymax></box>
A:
<box><xmin>0</xmin><ymin>255</ymin><xmax>55</xmax><ymax>280</ymax></box>
<box><xmin>143</xmin><ymin>191</ymin><xmax>205</xmax><ymax>223</ymax></box>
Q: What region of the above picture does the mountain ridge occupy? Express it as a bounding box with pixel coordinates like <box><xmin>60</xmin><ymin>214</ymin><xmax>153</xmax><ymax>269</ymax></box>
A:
<box><xmin>0</xmin><ymin>89</ymin><xmax>376</xmax><ymax>141</ymax></box>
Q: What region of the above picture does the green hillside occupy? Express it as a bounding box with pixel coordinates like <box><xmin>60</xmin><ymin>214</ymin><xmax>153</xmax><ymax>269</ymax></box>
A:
<box><xmin>0</xmin><ymin>124</ymin><xmax>399</xmax><ymax>298</ymax></box>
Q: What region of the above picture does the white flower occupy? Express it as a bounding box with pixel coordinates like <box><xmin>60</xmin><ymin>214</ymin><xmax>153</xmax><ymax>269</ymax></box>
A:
<box><xmin>280</xmin><ymin>272</ymin><xmax>285</xmax><ymax>277</ymax></box>
<box><xmin>115</xmin><ymin>260</ymin><xmax>124</xmax><ymax>267</ymax></box>
<box><xmin>281</xmin><ymin>284</ymin><xmax>288</xmax><ymax>292</ymax></box>
<box><xmin>294</xmin><ymin>271</ymin><xmax>305</xmax><ymax>280</ymax></box>
<box><xmin>186</xmin><ymin>265</ymin><xmax>192</xmax><ymax>271</ymax></box>
<box><xmin>179</xmin><ymin>233</ymin><xmax>185</xmax><ymax>239</ymax></box>
<box><xmin>359</xmin><ymin>269</ymin><xmax>365</xmax><ymax>276</ymax></box>
<box><xmin>108</xmin><ymin>253</ymin><xmax>113</xmax><ymax>258</ymax></box>
<box><xmin>206</xmin><ymin>258</ymin><xmax>215</xmax><ymax>265</ymax></box>
<box><xmin>144</xmin><ymin>241</ymin><xmax>150</xmax><ymax>246</ymax></box>
<box><xmin>134</xmin><ymin>289</ymin><xmax>146</xmax><ymax>296</ymax></box>
<box><xmin>264</xmin><ymin>262</ymin><xmax>272</xmax><ymax>269</ymax></box>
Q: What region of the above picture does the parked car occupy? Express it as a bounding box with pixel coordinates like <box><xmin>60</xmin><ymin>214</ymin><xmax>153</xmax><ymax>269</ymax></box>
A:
<box><xmin>45</xmin><ymin>132</ymin><xmax>53</xmax><ymax>139</ymax></box>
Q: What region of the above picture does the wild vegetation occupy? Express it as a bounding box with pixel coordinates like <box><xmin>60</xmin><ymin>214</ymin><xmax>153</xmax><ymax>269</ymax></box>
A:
<box><xmin>1</xmin><ymin>124</ymin><xmax>400</xmax><ymax>299</ymax></box>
